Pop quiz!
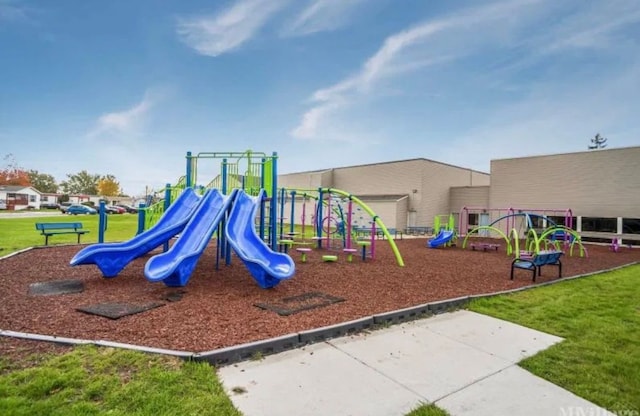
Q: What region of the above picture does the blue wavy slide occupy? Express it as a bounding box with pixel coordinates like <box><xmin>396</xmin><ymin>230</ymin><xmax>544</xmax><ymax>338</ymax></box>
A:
<box><xmin>69</xmin><ymin>188</ymin><xmax>202</xmax><ymax>277</ymax></box>
<box><xmin>226</xmin><ymin>190</ymin><xmax>295</xmax><ymax>289</ymax></box>
<box><xmin>428</xmin><ymin>230</ymin><xmax>454</xmax><ymax>248</ymax></box>
<box><xmin>145</xmin><ymin>188</ymin><xmax>237</xmax><ymax>287</ymax></box>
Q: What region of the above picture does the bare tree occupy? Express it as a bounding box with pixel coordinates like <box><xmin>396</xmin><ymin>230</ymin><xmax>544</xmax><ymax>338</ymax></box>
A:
<box><xmin>588</xmin><ymin>133</ymin><xmax>607</xmax><ymax>150</ymax></box>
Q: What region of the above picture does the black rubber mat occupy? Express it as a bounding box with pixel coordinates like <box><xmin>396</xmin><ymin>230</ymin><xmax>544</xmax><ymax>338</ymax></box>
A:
<box><xmin>255</xmin><ymin>292</ymin><xmax>345</xmax><ymax>316</ymax></box>
<box><xmin>76</xmin><ymin>302</ymin><xmax>165</xmax><ymax>319</ymax></box>
<box><xmin>165</xmin><ymin>290</ymin><xmax>186</xmax><ymax>302</ymax></box>
<box><xmin>28</xmin><ymin>279</ymin><xmax>85</xmax><ymax>296</ymax></box>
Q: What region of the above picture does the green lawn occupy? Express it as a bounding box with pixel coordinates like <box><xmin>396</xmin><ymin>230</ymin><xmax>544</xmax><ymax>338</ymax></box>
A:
<box><xmin>0</xmin><ymin>214</ymin><xmax>139</xmax><ymax>255</ymax></box>
<box><xmin>469</xmin><ymin>265</ymin><xmax>640</xmax><ymax>413</ymax></box>
<box><xmin>0</xmin><ymin>346</ymin><xmax>240</xmax><ymax>416</ymax></box>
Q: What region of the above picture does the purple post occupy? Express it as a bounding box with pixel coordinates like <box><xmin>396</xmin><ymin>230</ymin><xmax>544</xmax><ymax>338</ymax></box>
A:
<box><xmin>346</xmin><ymin>199</ymin><xmax>353</xmax><ymax>249</ymax></box>
<box><xmin>326</xmin><ymin>192</ymin><xmax>331</xmax><ymax>248</ymax></box>
<box><xmin>370</xmin><ymin>221</ymin><xmax>376</xmax><ymax>259</ymax></box>
<box><xmin>301</xmin><ymin>196</ymin><xmax>307</xmax><ymax>239</ymax></box>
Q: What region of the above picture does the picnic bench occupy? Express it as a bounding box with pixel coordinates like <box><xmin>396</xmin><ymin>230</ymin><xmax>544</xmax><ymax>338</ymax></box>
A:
<box><xmin>376</xmin><ymin>228</ymin><xmax>404</xmax><ymax>240</ymax></box>
<box><xmin>510</xmin><ymin>250</ymin><xmax>563</xmax><ymax>282</ymax></box>
<box><xmin>35</xmin><ymin>222</ymin><xmax>89</xmax><ymax>246</ymax></box>
<box><xmin>470</xmin><ymin>242</ymin><xmax>500</xmax><ymax>251</ymax></box>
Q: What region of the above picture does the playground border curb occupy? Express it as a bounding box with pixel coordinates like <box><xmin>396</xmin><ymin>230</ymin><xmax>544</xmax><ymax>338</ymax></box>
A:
<box><xmin>0</xmin><ymin>246</ymin><xmax>36</xmax><ymax>261</ymax></box>
<box><xmin>1</xmin><ymin>262</ymin><xmax>638</xmax><ymax>367</ymax></box>
<box><xmin>298</xmin><ymin>316</ymin><xmax>374</xmax><ymax>345</ymax></box>
<box><xmin>427</xmin><ymin>295</ymin><xmax>471</xmax><ymax>314</ymax></box>
<box><xmin>193</xmin><ymin>333</ymin><xmax>301</xmax><ymax>366</ymax></box>
<box><xmin>0</xmin><ymin>329</ymin><xmax>193</xmax><ymax>358</ymax></box>
<box><xmin>372</xmin><ymin>303</ymin><xmax>431</xmax><ymax>325</ymax></box>
<box><xmin>0</xmin><ymin>244</ymin><xmax>91</xmax><ymax>262</ymax></box>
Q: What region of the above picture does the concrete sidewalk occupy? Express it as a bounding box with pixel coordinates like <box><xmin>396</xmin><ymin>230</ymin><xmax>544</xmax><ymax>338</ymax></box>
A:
<box><xmin>219</xmin><ymin>310</ymin><xmax>614</xmax><ymax>416</ymax></box>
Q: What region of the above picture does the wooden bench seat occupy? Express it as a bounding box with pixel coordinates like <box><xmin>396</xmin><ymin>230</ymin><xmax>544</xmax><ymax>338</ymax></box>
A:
<box><xmin>511</xmin><ymin>250</ymin><xmax>563</xmax><ymax>282</ymax></box>
<box><xmin>35</xmin><ymin>222</ymin><xmax>89</xmax><ymax>246</ymax></box>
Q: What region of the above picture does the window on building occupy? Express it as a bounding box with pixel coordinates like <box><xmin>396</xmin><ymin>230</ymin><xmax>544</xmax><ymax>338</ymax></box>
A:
<box><xmin>547</xmin><ymin>216</ymin><xmax>577</xmax><ymax>230</ymax></box>
<box><xmin>468</xmin><ymin>213</ymin><xmax>479</xmax><ymax>226</ymax></box>
<box><xmin>622</xmin><ymin>218</ymin><xmax>640</xmax><ymax>235</ymax></box>
<box><xmin>529</xmin><ymin>215</ymin><xmax>545</xmax><ymax>229</ymax></box>
<box><xmin>581</xmin><ymin>217</ymin><xmax>617</xmax><ymax>233</ymax></box>
<box><xmin>29</xmin><ymin>195</ymin><xmax>36</xmax><ymax>202</ymax></box>
<box><xmin>42</xmin><ymin>196</ymin><xmax>49</xmax><ymax>202</ymax></box>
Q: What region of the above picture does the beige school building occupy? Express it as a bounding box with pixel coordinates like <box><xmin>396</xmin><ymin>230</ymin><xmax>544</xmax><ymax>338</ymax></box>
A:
<box><xmin>278</xmin><ymin>146</ymin><xmax>640</xmax><ymax>245</ymax></box>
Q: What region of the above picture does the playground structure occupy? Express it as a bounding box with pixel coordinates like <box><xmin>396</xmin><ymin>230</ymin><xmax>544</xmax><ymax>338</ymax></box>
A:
<box><xmin>73</xmin><ymin>150</ymin><xmax>404</xmax><ymax>290</ymax></box>
<box><xmin>73</xmin><ymin>151</ymin><xmax>291</xmax><ymax>289</ymax></box>
<box><xmin>459</xmin><ymin>207</ymin><xmax>574</xmax><ymax>238</ymax></box>
<box><xmin>460</xmin><ymin>209</ymin><xmax>588</xmax><ymax>259</ymax></box>
<box><xmin>278</xmin><ymin>188</ymin><xmax>405</xmax><ymax>267</ymax></box>
<box><xmin>428</xmin><ymin>214</ymin><xmax>456</xmax><ymax>248</ymax></box>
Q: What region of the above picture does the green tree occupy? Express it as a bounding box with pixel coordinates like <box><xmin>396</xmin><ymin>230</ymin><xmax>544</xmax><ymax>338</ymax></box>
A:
<box><xmin>97</xmin><ymin>174</ymin><xmax>121</xmax><ymax>196</ymax></box>
<box><xmin>28</xmin><ymin>170</ymin><xmax>58</xmax><ymax>193</ymax></box>
<box><xmin>60</xmin><ymin>170</ymin><xmax>100</xmax><ymax>195</ymax></box>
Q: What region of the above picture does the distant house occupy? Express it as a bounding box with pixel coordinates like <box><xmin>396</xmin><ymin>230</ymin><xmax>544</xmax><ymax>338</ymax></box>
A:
<box><xmin>68</xmin><ymin>194</ymin><xmax>92</xmax><ymax>204</ymax></box>
<box><xmin>0</xmin><ymin>185</ymin><xmax>42</xmax><ymax>210</ymax></box>
<box><xmin>40</xmin><ymin>193</ymin><xmax>63</xmax><ymax>208</ymax></box>
<box><xmin>68</xmin><ymin>194</ymin><xmax>104</xmax><ymax>206</ymax></box>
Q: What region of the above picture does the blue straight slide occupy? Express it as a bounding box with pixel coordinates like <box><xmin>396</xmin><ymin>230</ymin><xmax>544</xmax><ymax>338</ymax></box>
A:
<box><xmin>428</xmin><ymin>229</ymin><xmax>454</xmax><ymax>248</ymax></box>
<box><xmin>145</xmin><ymin>188</ymin><xmax>237</xmax><ymax>287</ymax></box>
<box><xmin>70</xmin><ymin>188</ymin><xmax>202</xmax><ymax>277</ymax></box>
<box><xmin>226</xmin><ymin>189</ymin><xmax>295</xmax><ymax>289</ymax></box>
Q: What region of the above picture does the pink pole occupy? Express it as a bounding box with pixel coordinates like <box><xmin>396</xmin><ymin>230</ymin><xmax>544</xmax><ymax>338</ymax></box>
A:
<box><xmin>347</xmin><ymin>199</ymin><xmax>353</xmax><ymax>249</ymax></box>
<box><xmin>326</xmin><ymin>192</ymin><xmax>331</xmax><ymax>248</ymax></box>
<box><xmin>565</xmin><ymin>208</ymin><xmax>573</xmax><ymax>250</ymax></box>
<box><xmin>370</xmin><ymin>221</ymin><xmax>376</xmax><ymax>259</ymax></box>
<box><xmin>301</xmin><ymin>196</ymin><xmax>306</xmax><ymax>239</ymax></box>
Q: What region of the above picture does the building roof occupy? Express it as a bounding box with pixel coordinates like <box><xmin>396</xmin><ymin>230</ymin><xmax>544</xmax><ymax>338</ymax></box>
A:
<box><xmin>491</xmin><ymin>145</ymin><xmax>640</xmax><ymax>163</ymax></box>
<box><xmin>280</xmin><ymin>157</ymin><xmax>489</xmax><ymax>176</ymax></box>
<box><xmin>0</xmin><ymin>185</ymin><xmax>41</xmax><ymax>194</ymax></box>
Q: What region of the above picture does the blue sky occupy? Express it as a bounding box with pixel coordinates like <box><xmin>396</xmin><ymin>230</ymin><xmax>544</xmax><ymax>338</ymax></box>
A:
<box><xmin>1</xmin><ymin>0</ymin><xmax>639</xmax><ymax>196</ymax></box>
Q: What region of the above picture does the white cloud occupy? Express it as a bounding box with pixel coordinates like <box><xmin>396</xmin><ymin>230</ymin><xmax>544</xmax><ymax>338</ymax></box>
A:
<box><xmin>540</xmin><ymin>1</ymin><xmax>640</xmax><ymax>53</ymax></box>
<box><xmin>290</xmin><ymin>0</ymin><xmax>640</xmax><ymax>142</ymax></box>
<box><xmin>282</xmin><ymin>0</ymin><xmax>365</xmax><ymax>37</ymax></box>
<box><xmin>87</xmin><ymin>91</ymin><xmax>157</xmax><ymax>139</ymax></box>
<box><xmin>0</xmin><ymin>0</ymin><xmax>30</xmax><ymax>22</ymax></box>
<box><xmin>176</xmin><ymin>0</ymin><xmax>289</xmax><ymax>57</ymax></box>
<box><xmin>291</xmin><ymin>0</ymin><xmax>541</xmax><ymax>140</ymax></box>
<box><xmin>438</xmin><ymin>61</ymin><xmax>640</xmax><ymax>172</ymax></box>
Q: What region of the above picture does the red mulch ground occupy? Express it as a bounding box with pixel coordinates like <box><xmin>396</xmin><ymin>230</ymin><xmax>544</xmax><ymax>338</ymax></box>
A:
<box><xmin>1</xmin><ymin>238</ymin><xmax>638</xmax><ymax>360</ymax></box>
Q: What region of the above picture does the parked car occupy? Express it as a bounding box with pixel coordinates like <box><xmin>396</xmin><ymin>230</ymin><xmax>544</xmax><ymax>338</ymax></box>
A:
<box><xmin>105</xmin><ymin>205</ymin><xmax>125</xmax><ymax>214</ymax></box>
<box><xmin>115</xmin><ymin>204</ymin><xmax>138</xmax><ymax>214</ymax></box>
<box><xmin>66</xmin><ymin>204</ymin><xmax>97</xmax><ymax>215</ymax></box>
<box><xmin>59</xmin><ymin>202</ymin><xmax>72</xmax><ymax>213</ymax></box>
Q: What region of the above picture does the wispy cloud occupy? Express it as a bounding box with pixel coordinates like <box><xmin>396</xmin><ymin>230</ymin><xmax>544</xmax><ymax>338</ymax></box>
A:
<box><xmin>0</xmin><ymin>0</ymin><xmax>30</xmax><ymax>22</ymax></box>
<box><xmin>290</xmin><ymin>0</ymin><xmax>640</xmax><ymax>142</ymax></box>
<box><xmin>539</xmin><ymin>1</ymin><xmax>640</xmax><ymax>53</ymax></box>
<box><xmin>177</xmin><ymin>0</ymin><xmax>289</xmax><ymax>57</ymax></box>
<box><xmin>282</xmin><ymin>0</ymin><xmax>365</xmax><ymax>37</ymax></box>
<box><xmin>291</xmin><ymin>0</ymin><xmax>541</xmax><ymax>140</ymax></box>
<box><xmin>438</xmin><ymin>60</ymin><xmax>640</xmax><ymax>172</ymax></box>
<box><xmin>87</xmin><ymin>91</ymin><xmax>158</xmax><ymax>139</ymax></box>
